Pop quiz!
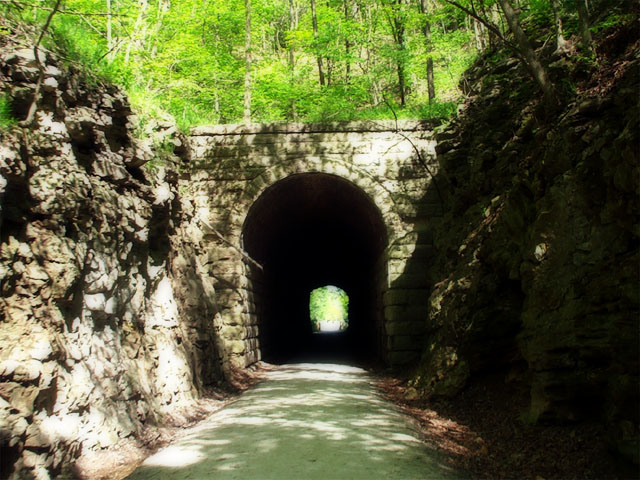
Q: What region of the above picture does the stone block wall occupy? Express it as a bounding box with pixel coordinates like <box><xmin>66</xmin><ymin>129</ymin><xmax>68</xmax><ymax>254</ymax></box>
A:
<box><xmin>185</xmin><ymin>121</ymin><xmax>442</xmax><ymax>366</ymax></box>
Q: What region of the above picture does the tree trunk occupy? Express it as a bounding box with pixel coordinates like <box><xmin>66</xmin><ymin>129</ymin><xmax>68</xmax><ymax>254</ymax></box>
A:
<box><xmin>419</xmin><ymin>0</ymin><xmax>435</xmax><ymax>102</ymax></box>
<box><xmin>125</xmin><ymin>0</ymin><xmax>148</xmax><ymax>64</ymax></box>
<box><xmin>243</xmin><ymin>0</ymin><xmax>252</xmax><ymax>124</ymax></box>
<box><xmin>497</xmin><ymin>0</ymin><xmax>557</xmax><ymax>109</ymax></box>
<box><xmin>550</xmin><ymin>0</ymin><xmax>569</xmax><ymax>54</ymax></box>
<box><xmin>576</xmin><ymin>0</ymin><xmax>593</xmax><ymax>54</ymax></box>
<box><xmin>20</xmin><ymin>0</ymin><xmax>63</xmax><ymax>127</ymax></box>
<box><xmin>397</xmin><ymin>59</ymin><xmax>406</xmax><ymax>106</ymax></box>
<box><xmin>393</xmin><ymin>0</ymin><xmax>406</xmax><ymax>106</ymax></box>
<box><xmin>473</xmin><ymin>18</ymin><xmax>485</xmax><ymax>50</ymax></box>
<box><xmin>288</xmin><ymin>0</ymin><xmax>298</xmax><ymax>120</ymax></box>
<box><xmin>148</xmin><ymin>0</ymin><xmax>169</xmax><ymax>58</ymax></box>
<box><xmin>427</xmin><ymin>57</ymin><xmax>435</xmax><ymax>102</ymax></box>
<box><xmin>310</xmin><ymin>0</ymin><xmax>325</xmax><ymax>86</ymax></box>
<box><xmin>343</xmin><ymin>0</ymin><xmax>351</xmax><ymax>84</ymax></box>
<box><xmin>488</xmin><ymin>4</ymin><xmax>501</xmax><ymax>48</ymax></box>
<box><xmin>106</xmin><ymin>0</ymin><xmax>113</xmax><ymax>60</ymax></box>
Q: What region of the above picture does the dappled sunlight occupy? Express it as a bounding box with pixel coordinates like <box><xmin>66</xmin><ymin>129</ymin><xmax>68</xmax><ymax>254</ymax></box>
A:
<box><xmin>143</xmin><ymin>446</ymin><xmax>208</xmax><ymax>468</ymax></box>
<box><xmin>127</xmin><ymin>364</ymin><xmax>462</xmax><ymax>480</ymax></box>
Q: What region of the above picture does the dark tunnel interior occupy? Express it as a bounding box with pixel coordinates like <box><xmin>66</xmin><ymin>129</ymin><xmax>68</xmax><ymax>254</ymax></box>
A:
<box><xmin>242</xmin><ymin>173</ymin><xmax>387</xmax><ymax>365</ymax></box>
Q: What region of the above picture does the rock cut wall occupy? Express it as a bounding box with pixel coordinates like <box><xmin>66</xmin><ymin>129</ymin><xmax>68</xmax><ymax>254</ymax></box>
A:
<box><xmin>411</xmin><ymin>24</ymin><xmax>639</xmax><ymax>463</ymax></box>
<box><xmin>0</xmin><ymin>47</ymin><xmax>222</xmax><ymax>478</ymax></box>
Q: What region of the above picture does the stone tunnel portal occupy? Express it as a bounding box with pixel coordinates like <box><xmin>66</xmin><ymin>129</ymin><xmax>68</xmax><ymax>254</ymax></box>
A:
<box><xmin>242</xmin><ymin>173</ymin><xmax>387</xmax><ymax>364</ymax></box>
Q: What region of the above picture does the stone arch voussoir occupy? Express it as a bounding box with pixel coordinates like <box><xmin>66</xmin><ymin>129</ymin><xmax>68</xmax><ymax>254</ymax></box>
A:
<box><xmin>237</xmin><ymin>157</ymin><xmax>408</xmax><ymax>245</ymax></box>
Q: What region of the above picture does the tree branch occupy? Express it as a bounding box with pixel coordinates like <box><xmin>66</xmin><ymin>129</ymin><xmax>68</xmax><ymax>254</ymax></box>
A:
<box><xmin>0</xmin><ymin>0</ymin><xmax>129</xmax><ymax>16</ymax></box>
<box><xmin>380</xmin><ymin>97</ymin><xmax>446</xmax><ymax>209</ymax></box>
<box><xmin>199</xmin><ymin>218</ymin><xmax>264</xmax><ymax>272</ymax></box>
<box><xmin>19</xmin><ymin>0</ymin><xmax>62</xmax><ymax>128</ymax></box>
<box><xmin>440</xmin><ymin>0</ymin><xmax>522</xmax><ymax>59</ymax></box>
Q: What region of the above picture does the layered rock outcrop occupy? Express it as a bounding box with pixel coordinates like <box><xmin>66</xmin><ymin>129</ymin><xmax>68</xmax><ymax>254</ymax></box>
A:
<box><xmin>412</xmin><ymin>23</ymin><xmax>639</xmax><ymax>463</ymax></box>
<box><xmin>0</xmin><ymin>46</ymin><xmax>222</xmax><ymax>478</ymax></box>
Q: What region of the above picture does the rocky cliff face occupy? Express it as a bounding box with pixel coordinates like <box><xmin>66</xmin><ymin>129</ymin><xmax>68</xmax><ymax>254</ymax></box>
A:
<box><xmin>412</xmin><ymin>22</ymin><xmax>639</xmax><ymax>464</ymax></box>
<box><xmin>0</xmin><ymin>45</ymin><xmax>223</xmax><ymax>478</ymax></box>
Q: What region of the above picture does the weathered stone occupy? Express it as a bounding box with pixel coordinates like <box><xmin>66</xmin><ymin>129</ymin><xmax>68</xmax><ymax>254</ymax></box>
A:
<box><xmin>387</xmin><ymin>335</ymin><xmax>424</xmax><ymax>351</ymax></box>
<box><xmin>0</xmin><ymin>383</ymin><xmax>39</xmax><ymax>416</ymax></box>
<box><xmin>0</xmin><ymin>43</ymin><xmax>224</xmax><ymax>479</ymax></box>
<box><xmin>383</xmin><ymin>289</ymin><xmax>429</xmax><ymax>306</ymax></box>
<box><xmin>384</xmin><ymin>304</ymin><xmax>429</xmax><ymax>323</ymax></box>
<box><xmin>387</xmin><ymin>350</ymin><xmax>420</xmax><ymax>365</ymax></box>
<box><xmin>385</xmin><ymin>321</ymin><xmax>427</xmax><ymax>336</ymax></box>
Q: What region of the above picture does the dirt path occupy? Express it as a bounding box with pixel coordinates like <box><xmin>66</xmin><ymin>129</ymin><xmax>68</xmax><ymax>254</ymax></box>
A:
<box><xmin>127</xmin><ymin>363</ymin><xmax>464</xmax><ymax>479</ymax></box>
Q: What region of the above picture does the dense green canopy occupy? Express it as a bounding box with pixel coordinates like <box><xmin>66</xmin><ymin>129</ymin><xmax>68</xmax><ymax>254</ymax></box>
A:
<box><xmin>0</xmin><ymin>0</ymin><xmax>630</xmax><ymax>129</ymax></box>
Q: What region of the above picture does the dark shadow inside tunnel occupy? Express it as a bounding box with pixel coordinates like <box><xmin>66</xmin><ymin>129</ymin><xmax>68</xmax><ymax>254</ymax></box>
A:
<box><xmin>242</xmin><ymin>173</ymin><xmax>387</xmax><ymax>366</ymax></box>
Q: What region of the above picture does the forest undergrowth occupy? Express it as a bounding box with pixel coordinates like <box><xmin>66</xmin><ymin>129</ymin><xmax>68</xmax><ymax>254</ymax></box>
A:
<box><xmin>2</xmin><ymin>0</ymin><xmax>630</xmax><ymax>132</ymax></box>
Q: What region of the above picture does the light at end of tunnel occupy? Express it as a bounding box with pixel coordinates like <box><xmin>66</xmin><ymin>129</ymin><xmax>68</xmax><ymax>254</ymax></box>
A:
<box><xmin>317</xmin><ymin>320</ymin><xmax>344</xmax><ymax>332</ymax></box>
<box><xmin>309</xmin><ymin>285</ymin><xmax>349</xmax><ymax>333</ymax></box>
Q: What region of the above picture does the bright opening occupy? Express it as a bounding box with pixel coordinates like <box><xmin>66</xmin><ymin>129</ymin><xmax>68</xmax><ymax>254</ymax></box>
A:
<box><xmin>309</xmin><ymin>286</ymin><xmax>349</xmax><ymax>333</ymax></box>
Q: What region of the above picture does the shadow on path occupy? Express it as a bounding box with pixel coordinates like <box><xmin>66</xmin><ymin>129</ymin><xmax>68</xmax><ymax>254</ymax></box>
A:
<box><xmin>127</xmin><ymin>364</ymin><xmax>464</xmax><ymax>480</ymax></box>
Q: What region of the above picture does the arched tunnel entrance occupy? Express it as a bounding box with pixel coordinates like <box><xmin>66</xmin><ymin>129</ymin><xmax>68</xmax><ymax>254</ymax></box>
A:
<box><xmin>242</xmin><ymin>173</ymin><xmax>387</xmax><ymax>365</ymax></box>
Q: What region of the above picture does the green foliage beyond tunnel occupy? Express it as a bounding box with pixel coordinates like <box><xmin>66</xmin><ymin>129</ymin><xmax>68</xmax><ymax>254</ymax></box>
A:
<box><xmin>309</xmin><ymin>286</ymin><xmax>349</xmax><ymax>333</ymax></box>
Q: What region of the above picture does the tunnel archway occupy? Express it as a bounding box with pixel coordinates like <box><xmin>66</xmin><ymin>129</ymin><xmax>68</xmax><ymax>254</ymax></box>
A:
<box><xmin>242</xmin><ymin>173</ymin><xmax>388</xmax><ymax>365</ymax></box>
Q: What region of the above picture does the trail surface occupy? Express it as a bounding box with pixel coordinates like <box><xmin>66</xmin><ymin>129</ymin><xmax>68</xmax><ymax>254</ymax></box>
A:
<box><xmin>127</xmin><ymin>363</ymin><xmax>463</xmax><ymax>480</ymax></box>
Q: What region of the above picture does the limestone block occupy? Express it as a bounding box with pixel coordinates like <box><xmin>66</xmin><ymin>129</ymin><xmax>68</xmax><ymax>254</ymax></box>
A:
<box><xmin>387</xmin><ymin>244</ymin><xmax>434</xmax><ymax>260</ymax></box>
<box><xmin>11</xmin><ymin>360</ymin><xmax>43</xmax><ymax>383</ymax></box>
<box><xmin>91</xmin><ymin>155</ymin><xmax>129</xmax><ymax>182</ymax></box>
<box><xmin>153</xmin><ymin>183</ymin><xmax>174</xmax><ymax>205</ymax></box>
<box><xmin>23</xmin><ymin>262</ymin><xmax>49</xmax><ymax>284</ymax></box>
<box><xmin>9</xmin><ymin>415</ymin><xmax>29</xmax><ymax>442</ymax></box>
<box><xmin>84</xmin><ymin>255</ymin><xmax>118</xmax><ymax>294</ymax></box>
<box><xmin>384</xmin><ymin>304</ymin><xmax>428</xmax><ymax>323</ymax></box>
<box><xmin>227</xmin><ymin>340</ymin><xmax>246</xmax><ymax>355</ymax></box>
<box><xmin>84</xmin><ymin>293</ymin><xmax>106</xmax><ymax>311</ymax></box>
<box><xmin>220</xmin><ymin>309</ymin><xmax>249</xmax><ymax>326</ymax></box>
<box><xmin>387</xmin><ymin>350</ymin><xmax>420</xmax><ymax>366</ymax></box>
<box><xmin>22</xmin><ymin>450</ymin><xmax>50</xmax><ymax>469</ymax></box>
<box><xmin>211</xmin><ymin>273</ymin><xmax>251</xmax><ymax>290</ymax></box>
<box><xmin>215</xmin><ymin>261</ymin><xmax>247</xmax><ymax>276</ymax></box>
<box><xmin>37</xmin><ymin>111</ymin><xmax>68</xmax><ymax>138</ymax></box>
<box><xmin>243</xmin><ymin>349</ymin><xmax>260</xmax><ymax>366</ymax></box>
<box><xmin>383</xmin><ymin>289</ymin><xmax>430</xmax><ymax>306</ymax></box>
<box><xmin>39</xmin><ymin>413</ymin><xmax>81</xmax><ymax>444</ymax></box>
<box><xmin>28</xmin><ymin>337</ymin><xmax>53</xmax><ymax>362</ymax></box>
<box><xmin>0</xmin><ymin>383</ymin><xmax>39</xmax><ymax>416</ymax></box>
<box><xmin>387</xmin><ymin>335</ymin><xmax>424</xmax><ymax>351</ymax></box>
<box><xmin>387</xmin><ymin>259</ymin><xmax>431</xmax><ymax>275</ymax></box>
<box><xmin>213</xmin><ymin>288</ymin><xmax>246</xmax><ymax>308</ymax></box>
<box><xmin>245</xmin><ymin>338</ymin><xmax>259</xmax><ymax>351</ymax></box>
<box><xmin>385</xmin><ymin>319</ymin><xmax>427</xmax><ymax>337</ymax></box>
<box><xmin>24</xmin><ymin>422</ymin><xmax>51</xmax><ymax>449</ymax></box>
<box><xmin>220</xmin><ymin>325</ymin><xmax>250</xmax><ymax>341</ymax></box>
<box><xmin>388</xmin><ymin>271</ymin><xmax>431</xmax><ymax>289</ymax></box>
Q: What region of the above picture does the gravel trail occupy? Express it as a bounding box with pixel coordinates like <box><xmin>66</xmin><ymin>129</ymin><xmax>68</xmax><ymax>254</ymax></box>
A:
<box><xmin>127</xmin><ymin>363</ymin><xmax>463</xmax><ymax>480</ymax></box>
